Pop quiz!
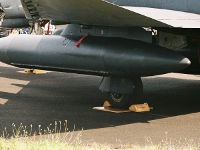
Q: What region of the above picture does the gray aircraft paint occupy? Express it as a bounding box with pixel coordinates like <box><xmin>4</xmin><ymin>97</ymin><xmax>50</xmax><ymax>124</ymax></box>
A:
<box><xmin>61</xmin><ymin>25</ymin><xmax>152</xmax><ymax>43</ymax></box>
<box><xmin>20</xmin><ymin>0</ymin><xmax>200</xmax><ymax>28</ymax></box>
<box><xmin>0</xmin><ymin>33</ymin><xmax>190</xmax><ymax>77</ymax></box>
<box><xmin>0</xmin><ymin>0</ymin><xmax>29</xmax><ymax>28</ymax></box>
<box><xmin>0</xmin><ymin>0</ymin><xmax>25</xmax><ymax>19</ymax></box>
<box><xmin>1</xmin><ymin>18</ymin><xmax>29</xmax><ymax>28</ymax></box>
<box><xmin>106</xmin><ymin>0</ymin><xmax>200</xmax><ymax>14</ymax></box>
<box><xmin>0</xmin><ymin>0</ymin><xmax>197</xmax><ymax>106</ymax></box>
<box><xmin>0</xmin><ymin>0</ymin><xmax>192</xmax><ymax>77</ymax></box>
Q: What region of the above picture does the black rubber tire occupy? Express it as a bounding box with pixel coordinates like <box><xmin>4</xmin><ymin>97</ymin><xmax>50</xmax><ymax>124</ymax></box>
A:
<box><xmin>132</xmin><ymin>77</ymin><xmax>144</xmax><ymax>104</ymax></box>
<box><xmin>108</xmin><ymin>93</ymin><xmax>132</xmax><ymax>109</ymax></box>
<box><xmin>107</xmin><ymin>78</ymin><xmax>143</xmax><ymax>109</ymax></box>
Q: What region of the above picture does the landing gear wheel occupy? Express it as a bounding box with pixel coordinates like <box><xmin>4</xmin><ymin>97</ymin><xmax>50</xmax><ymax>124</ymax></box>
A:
<box><xmin>111</xmin><ymin>93</ymin><xmax>124</xmax><ymax>103</ymax></box>
<box><xmin>108</xmin><ymin>92</ymin><xmax>132</xmax><ymax>109</ymax></box>
<box><xmin>132</xmin><ymin>77</ymin><xmax>144</xmax><ymax>104</ymax></box>
<box><xmin>107</xmin><ymin>78</ymin><xmax>143</xmax><ymax>109</ymax></box>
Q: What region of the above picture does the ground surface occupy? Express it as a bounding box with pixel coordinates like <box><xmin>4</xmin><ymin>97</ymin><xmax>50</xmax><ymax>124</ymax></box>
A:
<box><xmin>0</xmin><ymin>62</ymin><xmax>200</xmax><ymax>147</ymax></box>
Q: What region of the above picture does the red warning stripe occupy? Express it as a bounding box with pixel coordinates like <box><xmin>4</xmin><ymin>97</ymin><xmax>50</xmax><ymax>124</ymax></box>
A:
<box><xmin>75</xmin><ymin>34</ymin><xmax>88</xmax><ymax>47</ymax></box>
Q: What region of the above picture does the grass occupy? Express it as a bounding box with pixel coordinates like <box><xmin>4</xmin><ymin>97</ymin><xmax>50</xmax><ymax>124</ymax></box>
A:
<box><xmin>0</xmin><ymin>138</ymin><xmax>110</xmax><ymax>150</ymax></box>
<box><xmin>0</xmin><ymin>121</ymin><xmax>199</xmax><ymax>150</ymax></box>
<box><xmin>0</xmin><ymin>138</ymin><xmax>199</xmax><ymax>150</ymax></box>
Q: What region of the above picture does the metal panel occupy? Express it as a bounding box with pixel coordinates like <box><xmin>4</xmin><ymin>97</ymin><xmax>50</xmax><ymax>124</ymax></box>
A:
<box><xmin>21</xmin><ymin>0</ymin><xmax>170</xmax><ymax>27</ymax></box>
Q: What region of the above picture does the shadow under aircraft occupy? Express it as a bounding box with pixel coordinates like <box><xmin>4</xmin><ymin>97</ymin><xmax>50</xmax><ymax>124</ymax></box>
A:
<box><xmin>0</xmin><ymin>65</ymin><xmax>199</xmax><ymax>136</ymax></box>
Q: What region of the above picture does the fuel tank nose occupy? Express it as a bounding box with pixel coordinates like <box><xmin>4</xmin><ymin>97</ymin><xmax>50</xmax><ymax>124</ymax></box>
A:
<box><xmin>167</xmin><ymin>55</ymin><xmax>191</xmax><ymax>71</ymax></box>
<box><xmin>179</xmin><ymin>57</ymin><xmax>191</xmax><ymax>68</ymax></box>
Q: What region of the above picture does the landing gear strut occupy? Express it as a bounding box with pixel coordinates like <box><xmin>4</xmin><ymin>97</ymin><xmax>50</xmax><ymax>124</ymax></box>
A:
<box><xmin>99</xmin><ymin>77</ymin><xmax>144</xmax><ymax>109</ymax></box>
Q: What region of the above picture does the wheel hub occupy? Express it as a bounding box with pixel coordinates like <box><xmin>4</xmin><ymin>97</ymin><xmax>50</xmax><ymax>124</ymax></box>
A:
<box><xmin>111</xmin><ymin>93</ymin><xmax>124</xmax><ymax>103</ymax></box>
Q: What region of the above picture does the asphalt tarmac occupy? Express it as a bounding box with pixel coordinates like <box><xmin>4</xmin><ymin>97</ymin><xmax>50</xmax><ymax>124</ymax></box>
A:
<box><xmin>0</xmin><ymin>62</ymin><xmax>200</xmax><ymax>147</ymax></box>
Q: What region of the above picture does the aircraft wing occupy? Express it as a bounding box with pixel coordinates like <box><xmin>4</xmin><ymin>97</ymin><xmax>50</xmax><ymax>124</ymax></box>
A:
<box><xmin>21</xmin><ymin>0</ymin><xmax>200</xmax><ymax>28</ymax></box>
<box><xmin>124</xmin><ymin>7</ymin><xmax>200</xmax><ymax>28</ymax></box>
